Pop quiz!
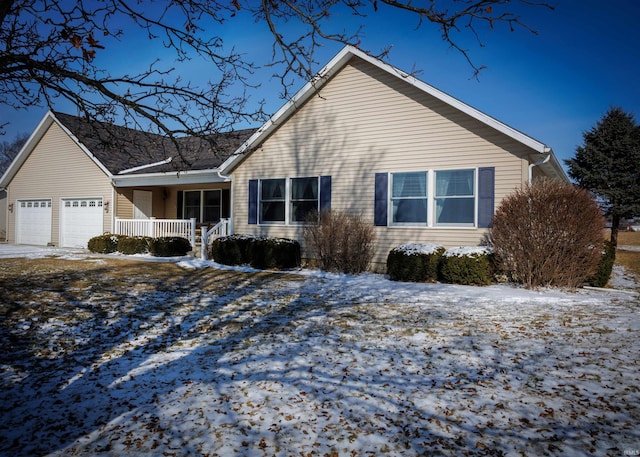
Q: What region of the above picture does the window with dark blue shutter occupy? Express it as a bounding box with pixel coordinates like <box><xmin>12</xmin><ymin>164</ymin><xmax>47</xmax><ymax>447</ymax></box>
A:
<box><xmin>248</xmin><ymin>179</ymin><xmax>258</xmax><ymax>224</ymax></box>
<box><xmin>477</xmin><ymin>167</ymin><xmax>495</xmax><ymax>228</ymax></box>
<box><xmin>374</xmin><ymin>173</ymin><xmax>388</xmax><ymax>226</ymax></box>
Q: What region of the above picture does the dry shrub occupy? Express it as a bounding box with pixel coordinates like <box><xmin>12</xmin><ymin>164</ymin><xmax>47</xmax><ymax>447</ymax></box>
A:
<box><xmin>490</xmin><ymin>178</ymin><xmax>604</xmax><ymax>289</ymax></box>
<box><xmin>303</xmin><ymin>210</ymin><xmax>375</xmax><ymax>274</ymax></box>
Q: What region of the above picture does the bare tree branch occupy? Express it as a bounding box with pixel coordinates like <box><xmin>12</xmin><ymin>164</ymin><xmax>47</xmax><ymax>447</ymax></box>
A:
<box><xmin>0</xmin><ymin>0</ymin><xmax>553</xmax><ymax>156</ymax></box>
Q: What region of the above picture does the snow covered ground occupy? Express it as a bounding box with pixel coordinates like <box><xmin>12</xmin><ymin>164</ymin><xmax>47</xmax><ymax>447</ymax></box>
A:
<box><xmin>1</xmin><ymin>245</ymin><xmax>639</xmax><ymax>456</ymax></box>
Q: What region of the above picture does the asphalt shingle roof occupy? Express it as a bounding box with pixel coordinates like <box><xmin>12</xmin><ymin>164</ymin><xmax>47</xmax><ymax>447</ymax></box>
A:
<box><xmin>54</xmin><ymin>112</ymin><xmax>256</xmax><ymax>175</ymax></box>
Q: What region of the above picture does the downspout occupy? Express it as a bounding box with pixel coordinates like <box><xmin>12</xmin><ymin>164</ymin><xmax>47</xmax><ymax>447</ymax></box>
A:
<box><xmin>216</xmin><ymin>170</ymin><xmax>233</xmax><ymax>235</ymax></box>
<box><xmin>528</xmin><ymin>153</ymin><xmax>551</xmax><ymax>183</ymax></box>
<box><xmin>111</xmin><ymin>185</ymin><xmax>116</xmax><ymax>235</ymax></box>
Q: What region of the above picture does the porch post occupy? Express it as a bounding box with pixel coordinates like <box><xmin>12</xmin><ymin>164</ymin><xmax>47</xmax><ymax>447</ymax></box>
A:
<box><xmin>190</xmin><ymin>218</ymin><xmax>197</xmax><ymax>251</ymax></box>
<box><xmin>201</xmin><ymin>226</ymin><xmax>208</xmax><ymax>260</ymax></box>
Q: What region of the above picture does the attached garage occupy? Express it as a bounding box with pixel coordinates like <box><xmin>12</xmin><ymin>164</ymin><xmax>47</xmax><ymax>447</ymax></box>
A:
<box><xmin>60</xmin><ymin>198</ymin><xmax>104</xmax><ymax>248</ymax></box>
<box><xmin>16</xmin><ymin>199</ymin><xmax>52</xmax><ymax>245</ymax></box>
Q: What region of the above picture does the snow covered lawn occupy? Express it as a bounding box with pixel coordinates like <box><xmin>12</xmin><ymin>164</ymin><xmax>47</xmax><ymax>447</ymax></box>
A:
<box><xmin>1</xmin><ymin>249</ymin><xmax>639</xmax><ymax>456</ymax></box>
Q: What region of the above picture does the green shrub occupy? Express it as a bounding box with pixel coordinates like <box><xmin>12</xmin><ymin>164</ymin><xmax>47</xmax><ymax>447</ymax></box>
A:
<box><xmin>148</xmin><ymin>237</ymin><xmax>192</xmax><ymax>257</ymax></box>
<box><xmin>248</xmin><ymin>237</ymin><xmax>301</xmax><ymax>270</ymax></box>
<box><xmin>209</xmin><ymin>235</ymin><xmax>254</xmax><ymax>265</ymax></box>
<box><xmin>387</xmin><ymin>243</ymin><xmax>445</xmax><ymax>282</ymax></box>
<box><xmin>439</xmin><ymin>247</ymin><xmax>494</xmax><ymax>286</ymax></box>
<box><xmin>88</xmin><ymin>234</ymin><xmax>122</xmax><ymax>253</ymax></box>
<box><xmin>117</xmin><ymin>236</ymin><xmax>151</xmax><ymax>255</ymax></box>
<box><xmin>588</xmin><ymin>240</ymin><xmax>616</xmax><ymax>287</ymax></box>
<box><xmin>210</xmin><ymin>235</ymin><xmax>300</xmax><ymax>269</ymax></box>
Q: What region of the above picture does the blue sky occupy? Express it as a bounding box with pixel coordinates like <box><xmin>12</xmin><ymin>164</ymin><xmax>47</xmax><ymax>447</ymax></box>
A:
<box><xmin>3</xmin><ymin>1</ymin><xmax>639</xmax><ymax>169</ymax></box>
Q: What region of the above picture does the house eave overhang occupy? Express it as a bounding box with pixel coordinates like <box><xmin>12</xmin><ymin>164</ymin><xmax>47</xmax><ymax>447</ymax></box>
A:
<box><xmin>220</xmin><ymin>45</ymin><xmax>565</xmax><ymax>177</ymax></box>
<box><xmin>529</xmin><ymin>148</ymin><xmax>570</xmax><ymax>182</ymax></box>
<box><xmin>111</xmin><ymin>168</ymin><xmax>228</xmax><ymax>187</ymax></box>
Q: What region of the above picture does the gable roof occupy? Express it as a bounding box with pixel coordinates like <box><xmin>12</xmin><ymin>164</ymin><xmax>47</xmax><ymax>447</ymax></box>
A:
<box><xmin>221</xmin><ymin>45</ymin><xmax>567</xmax><ymax>180</ymax></box>
<box><xmin>54</xmin><ymin>112</ymin><xmax>255</xmax><ymax>175</ymax></box>
<box><xmin>0</xmin><ymin>111</ymin><xmax>257</xmax><ymax>188</ymax></box>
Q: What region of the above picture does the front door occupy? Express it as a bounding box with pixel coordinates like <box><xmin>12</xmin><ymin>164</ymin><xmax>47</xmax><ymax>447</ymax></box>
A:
<box><xmin>133</xmin><ymin>190</ymin><xmax>152</xmax><ymax>219</ymax></box>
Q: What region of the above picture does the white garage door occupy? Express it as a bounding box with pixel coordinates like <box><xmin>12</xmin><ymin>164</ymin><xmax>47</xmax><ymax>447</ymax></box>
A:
<box><xmin>16</xmin><ymin>199</ymin><xmax>52</xmax><ymax>245</ymax></box>
<box><xmin>60</xmin><ymin>198</ymin><xmax>104</xmax><ymax>248</ymax></box>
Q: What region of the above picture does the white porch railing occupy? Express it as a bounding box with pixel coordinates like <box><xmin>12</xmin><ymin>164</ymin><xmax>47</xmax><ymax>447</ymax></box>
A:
<box><xmin>200</xmin><ymin>218</ymin><xmax>230</xmax><ymax>259</ymax></box>
<box><xmin>115</xmin><ymin>217</ymin><xmax>197</xmax><ymax>250</ymax></box>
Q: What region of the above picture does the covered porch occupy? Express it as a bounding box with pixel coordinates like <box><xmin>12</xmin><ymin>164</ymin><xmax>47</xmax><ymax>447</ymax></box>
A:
<box><xmin>110</xmin><ymin>170</ymin><xmax>233</xmax><ymax>257</ymax></box>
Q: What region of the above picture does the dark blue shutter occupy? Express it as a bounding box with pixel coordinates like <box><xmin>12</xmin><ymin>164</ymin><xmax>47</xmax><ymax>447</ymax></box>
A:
<box><xmin>248</xmin><ymin>179</ymin><xmax>258</xmax><ymax>225</ymax></box>
<box><xmin>177</xmin><ymin>191</ymin><xmax>183</xmax><ymax>219</ymax></box>
<box><xmin>319</xmin><ymin>176</ymin><xmax>331</xmax><ymax>213</ymax></box>
<box><xmin>221</xmin><ymin>189</ymin><xmax>231</xmax><ymax>219</ymax></box>
<box><xmin>477</xmin><ymin>167</ymin><xmax>495</xmax><ymax>228</ymax></box>
<box><xmin>374</xmin><ymin>172</ymin><xmax>388</xmax><ymax>226</ymax></box>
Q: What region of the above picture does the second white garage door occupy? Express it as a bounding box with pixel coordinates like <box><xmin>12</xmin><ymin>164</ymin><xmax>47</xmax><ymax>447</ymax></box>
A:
<box><xmin>60</xmin><ymin>198</ymin><xmax>104</xmax><ymax>248</ymax></box>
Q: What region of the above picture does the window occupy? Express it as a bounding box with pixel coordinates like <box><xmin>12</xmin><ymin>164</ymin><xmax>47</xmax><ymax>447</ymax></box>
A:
<box><xmin>183</xmin><ymin>190</ymin><xmax>222</xmax><ymax>224</ymax></box>
<box><xmin>378</xmin><ymin>168</ymin><xmax>482</xmax><ymax>228</ymax></box>
<box><xmin>434</xmin><ymin>169</ymin><xmax>475</xmax><ymax>226</ymax></box>
<box><xmin>184</xmin><ymin>191</ymin><xmax>200</xmax><ymax>220</ymax></box>
<box><xmin>250</xmin><ymin>176</ymin><xmax>329</xmax><ymax>225</ymax></box>
<box><xmin>203</xmin><ymin>191</ymin><xmax>221</xmax><ymax>223</ymax></box>
<box><xmin>290</xmin><ymin>177</ymin><xmax>319</xmax><ymax>223</ymax></box>
<box><xmin>259</xmin><ymin>179</ymin><xmax>286</xmax><ymax>224</ymax></box>
<box><xmin>391</xmin><ymin>172</ymin><xmax>427</xmax><ymax>224</ymax></box>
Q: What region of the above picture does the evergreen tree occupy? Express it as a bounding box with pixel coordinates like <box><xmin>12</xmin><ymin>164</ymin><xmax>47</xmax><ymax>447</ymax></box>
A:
<box><xmin>565</xmin><ymin>107</ymin><xmax>640</xmax><ymax>247</ymax></box>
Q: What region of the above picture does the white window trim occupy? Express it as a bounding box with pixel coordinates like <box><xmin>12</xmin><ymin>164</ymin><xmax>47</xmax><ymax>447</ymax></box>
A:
<box><xmin>388</xmin><ymin>168</ymin><xmax>478</xmax><ymax>229</ymax></box>
<box><xmin>258</xmin><ymin>176</ymin><xmax>320</xmax><ymax>226</ymax></box>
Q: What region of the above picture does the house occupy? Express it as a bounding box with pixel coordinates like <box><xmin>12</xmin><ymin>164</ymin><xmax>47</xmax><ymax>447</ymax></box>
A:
<box><xmin>0</xmin><ymin>111</ymin><xmax>253</xmax><ymax>248</ymax></box>
<box><xmin>219</xmin><ymin>46</ymin><xmax>567</xmax><ymax>267</ymax></box>
<box><xmin>0</xmin><ymin>46</ymin><xmax>567</xmax><ymax>268</ymax></box>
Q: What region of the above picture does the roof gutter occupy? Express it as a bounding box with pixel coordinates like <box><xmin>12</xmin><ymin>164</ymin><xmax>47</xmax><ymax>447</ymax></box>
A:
<box><xmin>528</xmin><ymin>152</ymin><xmax>551</xmax><ymax>183</ymax></box>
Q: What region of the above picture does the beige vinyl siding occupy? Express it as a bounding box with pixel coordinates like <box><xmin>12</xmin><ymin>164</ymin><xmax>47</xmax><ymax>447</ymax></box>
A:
<box><xmin>232</xmin><ymin>57</ymin><xmax>534</xmax><ymax>267</ymax></box>
<box><xmin>7</xmin><ymin>122</ymin><xmax>112</xmax><ymax>244</ymax></box>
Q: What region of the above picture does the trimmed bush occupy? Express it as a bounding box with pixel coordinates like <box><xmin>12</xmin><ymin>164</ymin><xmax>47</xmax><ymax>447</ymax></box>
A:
<box><xmin>88</xmin><ymin>234</ymin><xmax>122</xmax><ymax>253</ymax></box>
<box><xmin>490</xmin><ymin>178</ymin><xmax>604</xmax><ymax>289</ymax></box>
<box><xmin>302</xmin><ymin>210</ymin><xmax>375</xmax><ymax>274</ymax></box>
<box><xmin>210</xmin><ymin>235</ymin><xmax>300</xmax><ymax>270</ymax></box>
<box><xmin>88</xmin><ymin>234</ymin><xmax>191</xmax><ymax>257</ymax></box>
<box><xmin>148</xmin><ymin>237</ymin><xmax>192</xmax><ymax>257</ymax></box>
<box><xmin>117</xmin><ymin>236</ymin><xmax>151</xmax><ymax>255</ymax></box>
<box><xmin>248</xmin><ymin>237</ymin><xmax>301</xmax><ymax>270</ymax></box>
<box><xmin>588</xmin><ymin>240</ymin><xmax>616</xmax><ymax>287</ymax></box>
<box><xmin>209</xmin><ymin>234</ymin><xmax>254</xmax><ymax>265</ymax></box>
<box><xmin>387</xmin><ymin>243</ymin><xmax>445</xmax><ymax>282</ymax></box>
<box><xmin>439</xmin><ymin>247</ymin><xmax>494</xmax><ymax>286</ymax></box>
